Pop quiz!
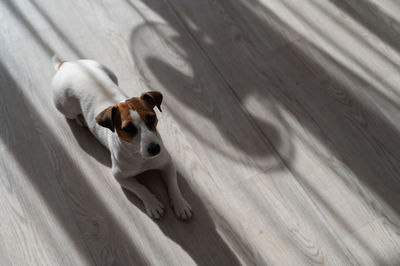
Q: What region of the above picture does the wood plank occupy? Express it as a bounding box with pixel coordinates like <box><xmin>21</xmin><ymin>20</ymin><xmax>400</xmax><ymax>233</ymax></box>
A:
<box><xmin>222</xmin><ymin>169</ymin><xmax>358</xmax><ymax>265</ymax></box>
<box><xmin>343</xmin><ymin>218</ymin><xmax>400</xmax><ymax>266</ymax></box>
<box><xmin>1</xmin><ymin>0</ymin><xmax>400</xmax><ymax>264</ymax></box>
<box><xmin>152</xmin><ymin>0</ymin><xmax>400</xmax><ymax>264</ymax></box>
<box><xmin>0</xmin><ymin>138</ymin><xmax>92</xmax><ymax>266</ymax></box>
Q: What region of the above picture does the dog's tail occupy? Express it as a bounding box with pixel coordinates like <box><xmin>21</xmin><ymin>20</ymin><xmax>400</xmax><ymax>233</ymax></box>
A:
<box><xmin>52</xmin><ymin>55</ymin><xmax>66</xmax><ymax>71</ymax></box>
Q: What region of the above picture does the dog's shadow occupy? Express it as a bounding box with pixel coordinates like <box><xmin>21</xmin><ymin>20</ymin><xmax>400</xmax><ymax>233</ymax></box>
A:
<box><xmin>67</xmin><ymin>119</ymin><xmax>111</xmax><ymax>167</ymax></box>
<box><xmin>67</xmin><ymin>119</ymin><xmax>241</xmax><ymax>265</ymax></box>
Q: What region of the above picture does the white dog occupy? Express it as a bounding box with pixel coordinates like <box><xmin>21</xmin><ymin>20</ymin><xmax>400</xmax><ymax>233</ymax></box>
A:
<box><xmin>51</xmin><ymin>56</ymin><xmax>192</xmax><ymax>220</ymax></box>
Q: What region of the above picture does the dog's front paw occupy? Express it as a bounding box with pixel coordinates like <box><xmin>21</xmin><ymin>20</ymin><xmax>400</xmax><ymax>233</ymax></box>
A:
<box><xmin>143</xmin><ymin>196</ymin><xmax>165</xmax><ymax>219</ymax></box>
<box><xmin>171</xmin><ymin>197</ymin><xmax>192</xmax><ymax>220</ymax></box>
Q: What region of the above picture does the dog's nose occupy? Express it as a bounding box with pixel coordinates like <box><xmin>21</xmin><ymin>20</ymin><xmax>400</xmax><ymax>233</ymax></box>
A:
<box><xmin>147</xmin><ymin>142</ymin><xmax>160</xmax><ymax>156</ymax></box>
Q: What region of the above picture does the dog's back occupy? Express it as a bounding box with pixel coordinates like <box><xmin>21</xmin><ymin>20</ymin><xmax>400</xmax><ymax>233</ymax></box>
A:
<box><xmin>51</xmin><ymin>57</ymin><xmax>126</xmax><ymax>146</ymax></box>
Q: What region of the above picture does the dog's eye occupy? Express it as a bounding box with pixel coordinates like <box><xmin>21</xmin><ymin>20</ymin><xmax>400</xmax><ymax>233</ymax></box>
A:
<box><xmin>147</xmin><ymin>115</ymin><xmax>156</xmax><ymax>125</ymax></box>
<box><xmin>122</xmin><ymin>123</ymin><xmax>137</xmax><ymax>134</ymax></box>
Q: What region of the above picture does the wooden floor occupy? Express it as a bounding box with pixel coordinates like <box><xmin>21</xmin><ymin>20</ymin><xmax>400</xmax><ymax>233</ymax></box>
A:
<box><xmin>1</xmin><ymin>0</ymin><xmax>400</xmax><ymax>265</ymax></box>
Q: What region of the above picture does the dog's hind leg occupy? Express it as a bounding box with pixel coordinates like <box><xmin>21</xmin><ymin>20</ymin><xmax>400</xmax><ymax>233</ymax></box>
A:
<box><xmin>53</xmin><ymin>91</ymin><xmax>82</xmax><ymax>121</ymax></box>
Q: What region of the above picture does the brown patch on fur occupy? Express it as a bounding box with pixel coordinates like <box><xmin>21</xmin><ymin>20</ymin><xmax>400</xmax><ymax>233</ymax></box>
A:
<box><xmin>126</xmin><ymin>97</ymin><xmax>158</xmax><ymax>130</ymax></box>
<box><xmin>113</xmin><ymin>96</ymin><xmax>159</xmax><ymax>142</ymax></box>
<box><xmin>114</xmin><ymin>101</ymin><xmax>135</xmax><ymax>142</ymax></box>
<box><xmin>95</xmin><ymin>91</ymin><xmax>162</xmax><ymax>143</ymax></box>
<box><xmin>58</xmin><ymin>61</ymin><xmax>65</xmax><ymax>69</ymax></box>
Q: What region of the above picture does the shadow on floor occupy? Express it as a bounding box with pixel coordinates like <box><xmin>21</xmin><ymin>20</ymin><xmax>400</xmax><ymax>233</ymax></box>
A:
<box><xmin>3</xmin><ymin>0</ymin><xmax>400</xmax><ymax>264</ymax></box>
<box><xmin>67</xmin><ymin>120</ymin><xmax>242</xmax><ymax>265</ymax></box>
<box><xmin>0</xmin><ymin>61</ymin><xmax>148</xmax><ymax>265</ymax></box>
<box><xmin>67</xmin><ymin>119</ymin><xmax>111</xmax><ymax>168</ymax></box>
<box><xmin>126</xmin><ymin>0</ymin><xmax>282</xmax><ymax>167</ymax></box>
<box><xmin>129</xmin><ymin>0</ymin><xmax>400</xmax><ymax>243</ymax></box>
<box><xmin>328</xmin><ymin>0</ymin><xmax>400</xmax><ymax>54</ymax></box>
<box><xmin>1</xmin><ymin>58</ymin><xmax>242</xmax><ymax>264</ymax></box>
<box><xmin>124</xmin><ymin>170</ymin><xmax>243</xmax><ymax>266</ymax></box>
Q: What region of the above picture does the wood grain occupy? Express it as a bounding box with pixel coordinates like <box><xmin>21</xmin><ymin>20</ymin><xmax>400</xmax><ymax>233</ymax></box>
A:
<box><xmin>0</xmin><ymin>0</ymin><xmax>399</xmax><ymax>265</ymax></box>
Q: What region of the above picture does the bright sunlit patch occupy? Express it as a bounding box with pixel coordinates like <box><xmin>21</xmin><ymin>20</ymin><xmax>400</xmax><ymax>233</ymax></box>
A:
<box><xmin>0</xmin><ymin>138</ymin><xmax>94</xmax><ymax>265</ymax></box>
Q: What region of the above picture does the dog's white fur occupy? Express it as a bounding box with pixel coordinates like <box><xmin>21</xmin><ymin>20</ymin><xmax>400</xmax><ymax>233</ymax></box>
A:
<box><xmin>51</xmin><ymin>56</ymin><xmax>192</xmax><ymax>220</ymax></box>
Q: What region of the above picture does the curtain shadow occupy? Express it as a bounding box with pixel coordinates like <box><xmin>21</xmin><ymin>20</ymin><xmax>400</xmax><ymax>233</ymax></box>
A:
<box><xmin>144</xmin><ymin>55</ymin><xmax>281</xmax><ymax>160</ymax></box>
<box><xmin>4</xmin><ymin>0</ymin><xmax>400</xmax><ymax>263</ymax></box>
<box><xmin>3</xmin><ymin>0</ymin><xmax>82</xmax><ymax>57</ymax></box>
<box><xmin>130</xmin><ymin>0</ymin><xmax>400</xmax><ymax>251</ymax></box>
<box><xmin>29</xmin><ymin>0</ymin><xmax>84</xmax><ymax>57</ymax></box>
<box><xmin>126</xmin><ymin>1</ymin><xmax>282</xmax><ymax>165</ymax></box>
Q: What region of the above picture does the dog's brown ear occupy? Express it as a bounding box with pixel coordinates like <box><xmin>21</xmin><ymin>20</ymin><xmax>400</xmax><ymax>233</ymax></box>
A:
<box><xmin>141</xmin><ymin>91</ymin><xmax>163</xmax><ymax>112</ymax></box>
<box><xmin>95</xmin><ymin>105</ymin><xmax>118</xmax><ymax>132</ymax></box>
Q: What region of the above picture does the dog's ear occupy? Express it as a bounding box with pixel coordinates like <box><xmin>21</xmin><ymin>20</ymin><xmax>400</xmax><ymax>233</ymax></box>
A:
<box><xmin>95</xmin><ymin>105</ymin><xmax>118</xmax><ymax>132</ymax></box>
<box><xmin>141</xmin><ymin>91</ymin><xmax>163</xmax><ymax>112</ymax></box>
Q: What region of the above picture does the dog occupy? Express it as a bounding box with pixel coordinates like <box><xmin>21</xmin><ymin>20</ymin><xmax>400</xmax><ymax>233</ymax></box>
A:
<box><xmin>51</xmin><ymin>56</ymin><xmax>192</xmax><ymax>220</ymax></box>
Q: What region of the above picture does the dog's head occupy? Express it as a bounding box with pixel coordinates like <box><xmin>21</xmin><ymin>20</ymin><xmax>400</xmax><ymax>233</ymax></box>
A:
<box><xmin>95</xmin><ymin>91</ymin><xmax>163</xmax><ymax>157</ymax></box>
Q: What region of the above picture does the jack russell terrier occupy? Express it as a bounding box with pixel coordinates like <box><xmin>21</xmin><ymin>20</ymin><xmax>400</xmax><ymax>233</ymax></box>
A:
<box><xmin>51</xmin><ymin>56</ymin><xmax>192</xmax><ymax>220</ymax></box>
